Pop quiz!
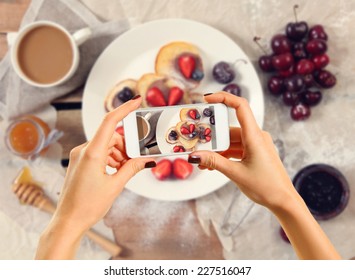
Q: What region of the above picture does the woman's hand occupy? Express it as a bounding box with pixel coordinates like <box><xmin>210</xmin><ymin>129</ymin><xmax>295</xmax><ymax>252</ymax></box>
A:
<box><xmin>189</xmin><ymin>92</ymin><xmax>296</xmax><ymax>210</ymax></box>
<box><xmin>189</xmin><ymin>92</ymin><xmax>341</xmax><ymax>259</ymax></box>
<box><xmin>36</xmin><ymin>96</ymin><xmax>155</xmax><ymax>259</ymax></box>
<box><xmin>55</xmin><ymin>96</ymin><xmax>155</xmax><ymax>231</ymax></box>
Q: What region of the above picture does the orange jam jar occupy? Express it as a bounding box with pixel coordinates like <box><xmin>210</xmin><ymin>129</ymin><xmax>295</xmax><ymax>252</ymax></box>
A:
<box><xmin>5</xmin><ymin>115</ymin><xmax>51</xmax><ymax>159</ymax></box>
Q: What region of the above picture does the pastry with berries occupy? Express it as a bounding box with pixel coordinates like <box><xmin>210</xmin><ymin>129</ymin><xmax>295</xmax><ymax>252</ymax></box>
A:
<box><xmin>155</xmin><ymin>41</ymin><xmax>204</xmax><ymax>89</ymax></box>
<box><xmin>179</xmin><ymin>108</ymin><xmax>201</xmax><ymax>122</ymax></box>
<box><xmin>104</xmin><ymin>79</ymin><xmax>137</xmax><ymax>112</ymax></box>
<box><xmin>137</xmin><ymin>73</ymin><xmax>190</xmax><ymax>107</ymax></box>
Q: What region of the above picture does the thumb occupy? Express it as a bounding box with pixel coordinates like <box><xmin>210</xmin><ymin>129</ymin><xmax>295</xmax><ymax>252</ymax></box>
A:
<box><xmin>113</xmin><ymin>157</ymin><xmax>156</xmax><ymax>186</ymax></box>
<box><xmin>189</xmin><ymin>151</ymin><xmax>241</xmax><ymax>180</ymax></box>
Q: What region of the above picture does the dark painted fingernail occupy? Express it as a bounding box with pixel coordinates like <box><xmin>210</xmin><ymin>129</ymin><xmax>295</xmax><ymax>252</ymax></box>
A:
<box><xmin>188</xmin><ymin>155</ymin><xmax>201</xmax><ymax>164</ymax></box>
<box><xmin>132</xmin><ymin>95</ymin><xmax>141</xmax><ymax>100</ymax></box>
<box><xmin>144</xmin><ymin>161</ymin><xmax>156</xmax><ymax>168</ymax></box>
<box><xmin>204</xmin><ymin>93</ymin><xmax>213</xmax><ymax>96</ymax></box>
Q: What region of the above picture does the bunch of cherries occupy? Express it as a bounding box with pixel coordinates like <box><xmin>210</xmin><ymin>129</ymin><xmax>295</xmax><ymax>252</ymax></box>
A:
<box><xmin>255</xmin><ymin>5</ymin><xmax>336</xmax><ymax>121</ymax></box>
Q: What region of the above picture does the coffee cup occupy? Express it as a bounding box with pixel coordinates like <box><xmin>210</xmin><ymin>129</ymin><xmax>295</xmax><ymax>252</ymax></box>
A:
<box><xmin>10</xmin><ymin>21</ymin><xmax>92</xmax><ymax>88</ymax></box>
<box><xmin>137</xmin><ymin>113</ymin><xmax>152</xmax><ymax>142</ymax></box>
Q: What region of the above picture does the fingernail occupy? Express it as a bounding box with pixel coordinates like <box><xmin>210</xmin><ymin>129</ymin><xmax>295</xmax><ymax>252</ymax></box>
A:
<box><xmin>132</xmin><ymin>95</ymin><xmax>141</xmax><ymax>100</ymax></box>
<box><xmin>188</xmin><ymin>155</ymin><xmax>201</xmax><ymax>164</ymax></box>
<box><xmin>204</xmin><ymin>93</ymin><xmax>213</xmax><ymax>96</ymax></box>
<box><xmin>144</xmin><ymin>161</ymin><xmax>156</xmax><ymax>168</ymax></box>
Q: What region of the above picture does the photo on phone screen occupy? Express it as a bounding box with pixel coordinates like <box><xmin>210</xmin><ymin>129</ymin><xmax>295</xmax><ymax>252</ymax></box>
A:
<box><xmin>135</xmin><ymin>105</ymin><xmax>217</xmax><ymax>156</ymax></box>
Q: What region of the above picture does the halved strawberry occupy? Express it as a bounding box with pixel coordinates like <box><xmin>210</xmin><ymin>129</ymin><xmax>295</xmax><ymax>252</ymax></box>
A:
<box><xmin>188</xmin><ymin>109</ymin><xmax>200</xmax><ymax>120</ymax></box>
<box><xmin>173</xmin><ymin>158</ymin><xmax>193</xmax><ymax>180</ymax></box>
<box><xmin>178</xmin><ymin>55</ymin><xmax>196</xmax><ymax>78</ymax></box>
<box><xmin>189</xmin><ymin>123</ymin><xmax>195</xmax><ymax>133</ymax></box>
<box><xmin>115</xmin><ymin>126</ymin><xmax>124</xmax><ymax>136</ymax></box>
<box><xmin>180</xmin><ymin>126</ymin><xmax>190</xmax><ymax>135</ymax></box>
<box><xmin>146</xmin><ymin>87</ymin><xmax>167</xmax><ymax>107</ymax></box>
<box><xmin>173</xmin><ymin>145</ymin><xmax>186</xmax><ymax>153</ymax></box>
<box><xmin>151</xmin><ymin>159</ymin><xmax>172</xmax><ymax>180</ymax></box>
<box><xmin>168</xmin><ymin>87</ymin><xmax>184</xmax><ymax>106</ymax></box>
<box><xmin>204</xmin><ymin>128</ymin><xmax>211</xmax><ymax>136</ymax></box>
<box><xmin>205</xmin><ymin>135</ymin><xmax>211</xmax><ymax>142</ymax></box>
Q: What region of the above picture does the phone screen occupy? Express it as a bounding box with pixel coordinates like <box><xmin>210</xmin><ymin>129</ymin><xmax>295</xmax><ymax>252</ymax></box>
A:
<box><xmin>135</xmin><ymin>105</ymin><xmax>217</xmax><ymax>156</ymax></box>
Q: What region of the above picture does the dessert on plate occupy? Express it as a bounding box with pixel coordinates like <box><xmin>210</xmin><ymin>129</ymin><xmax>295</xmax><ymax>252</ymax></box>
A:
<box><xmin>137</xmin><ymin>73</ymin><xmax>190</xmax><ymax>107</ymax></box>
<box><xmin>104</xmin><ymin>79</ymin><xmax>138</xmax><ymax>112</ymax></box>
<box><xmin>155</xmin><ymin>41</ymin><xmax>204</xmax><ymax>90</ymax></box>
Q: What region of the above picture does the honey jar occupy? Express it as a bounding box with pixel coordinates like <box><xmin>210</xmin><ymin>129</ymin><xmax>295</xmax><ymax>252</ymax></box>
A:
<box><xmin>5</xmin><ymin>115</ymin><xmax>51</xmax><ymax>159</ymax></box>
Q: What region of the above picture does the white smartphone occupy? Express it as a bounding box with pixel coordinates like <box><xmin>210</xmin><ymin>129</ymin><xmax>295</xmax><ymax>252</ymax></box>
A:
<box><xmin>123</xmin><ymin>103</ymin><xmax>230</xmax><ymax>158</ymax></box>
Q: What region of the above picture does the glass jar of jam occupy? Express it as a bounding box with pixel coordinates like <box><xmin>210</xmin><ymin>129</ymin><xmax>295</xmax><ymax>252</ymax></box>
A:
<box><xmin>293</xmin><ymin>164</ymin><xmax>350</xmax><ymax>220</ymax></box>
<box><xmin>5</xmin><ymin>115</ymin><xmax>51</xmax><ymax>159</ymax></box>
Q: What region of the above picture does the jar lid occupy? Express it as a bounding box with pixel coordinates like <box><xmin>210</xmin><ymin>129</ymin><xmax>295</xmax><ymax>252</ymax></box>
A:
<box><xmin>293</xmin><ymin>164</ymin><xmax>350</xmax><ymax>220</ymax></box>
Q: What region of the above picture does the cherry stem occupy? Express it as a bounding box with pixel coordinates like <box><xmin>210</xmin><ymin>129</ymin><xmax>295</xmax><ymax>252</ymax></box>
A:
<box><xmin>233</xmin><ymin>58</ymin><xmax>248</xmax><ymax>67</ymax></box>
<box><xmin>293</xmin><ymin>4</ymin><xmax>299</xmax><ymax>23</ymax></box>
<box><xmin>253</xmin><ymin>36</ymin><xmax>267</xmax><ymax>55</ymax></box>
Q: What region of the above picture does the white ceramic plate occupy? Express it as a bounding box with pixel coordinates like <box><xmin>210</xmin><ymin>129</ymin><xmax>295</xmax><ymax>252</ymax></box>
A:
<box><xmin>82</xmin><ymin>18</ymin><xmax>264</xmax><ymax>201</ymax></box>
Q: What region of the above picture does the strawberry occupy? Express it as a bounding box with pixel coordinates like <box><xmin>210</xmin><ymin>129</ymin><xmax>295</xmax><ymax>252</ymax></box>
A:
<box><xmin>178</xmin><ymin>55</ymin><xmax>196</xmax><ymax>79</ymax></box>
<box><xmin>151</xmin><ymin>159</ymin><xmax>172</xmax><ymax>180</ymax></box>
<box><xmin>180</xmin><ymin>126</ymin><xmax>190</xmax><ymax>135</ymax></box>
<box><xmin>168</xmin><ymin>87</ymin><xmax>184</xmax><ymax>106</ymax></box>
<box><xmin>205</xmin><ymin>135</ymin><xmax>211</xmax><ymax>142</ymax></box>
<box><xmin>115</xmin><ymin>126</ymin><xmax>124</xmax><ymax>136</ymax></box>
<box><xmin>204</xmin><ymin>128</ymin><xmax>211</xmax><ymax>136</ymax></box>
<box><xmin>188</xmin><ymin>109</ymin><xmax>200</xmax><ymax>120</ymax></box>
<box><xmin>173</xmin><ymin>145</ymin><xmax>185</xmax><ymax>153</ymax></box>
<box><xmin>146</xmin><ymin>87</ymin><xmax>167</xmax><ymax>107</ymax></box>
<box><xmin>189</xmin><ymin>123</ymin><xmax>195</xmax><ymax>133</ymax></box>
<box><xmin>173</xmin><ymin>158</ymin><xmax>193</xmax><ymax>180</ymax></box>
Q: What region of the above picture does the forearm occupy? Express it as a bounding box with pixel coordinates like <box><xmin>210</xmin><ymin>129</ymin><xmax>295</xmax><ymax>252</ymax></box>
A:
<box><xmin>271</xmin><ymin>190</ymin><xmax>341</xmax><ymax>260</ymax></box>
<box><xmin>35</xmin><ymin>216</ymin><xmax>85</xmax><ymax>260</ymax></box>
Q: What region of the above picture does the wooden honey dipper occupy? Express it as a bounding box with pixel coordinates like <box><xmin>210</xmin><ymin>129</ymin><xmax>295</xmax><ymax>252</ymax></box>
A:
<box><xmin>12</xmin><ymin>167</ymin><xmax>122</xmax><ymax>257</ymax></box>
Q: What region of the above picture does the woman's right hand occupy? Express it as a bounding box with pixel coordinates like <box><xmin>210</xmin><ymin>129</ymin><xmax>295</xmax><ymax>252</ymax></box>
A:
<box><xmin>189</xmin><ymin>92</ymin><xmax>341</xmax><ymax>260</ymax></box>
<box><xmin>189</xmin><ymin>92</ymin><xmax>298</xmax><ymax>211</ymax></box>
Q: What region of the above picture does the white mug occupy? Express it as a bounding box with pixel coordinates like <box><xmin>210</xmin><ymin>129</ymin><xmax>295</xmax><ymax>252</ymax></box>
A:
<box><xmin>10</xmin><ymin>20</ymin><xmax>92</xmax><ymax>88</ymax></box>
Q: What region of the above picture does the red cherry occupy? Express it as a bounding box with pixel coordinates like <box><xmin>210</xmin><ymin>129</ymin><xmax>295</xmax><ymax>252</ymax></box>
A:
<box><xmin>178</xmin><ymin>55</ymin><xmax>196</xmax><ymax>78</ymax></box>
<box><xmin>168</xmin><ymin>87</ymin><xmax>184</xmax><ymax>106</ymax></box>
<box><xmin>303</xmin><ymin>74</ymin><xmax>316</xmax><ymax>88</ymax></box>
<box><xmin>296</xmin><ymin>59</ymin><xmax>315</xmax><ymax>75</ymax></box>
<box><xmin>278</xmin><ymin>65</ymin><xmax>295</xmax><ymax>77</ymax></box>
<box><xmin>314</xmin><ymin>70</ymin><xmax>336</xmax><ymax>88</ymax></box>
<box><xmin>146</xmin><ymin>87</ymin><xmax>167</xmax><ymax>107</ymax></box>
<box><xmin>308</xmin><ymin>25</ymin><xmax>328</xmax><ymax>41</ymax></box>
<box><xmin>312</xmin><ymin>54</ymin><xmax>329</xmax><ymax>69</ymax></box>
<box><xmin>283</xmin><ymin>91</ymin><xmax>300</xmax><ymax>106</ymax></box>
<box><xmin>151</xmin><ymin>159</ymin><xmax>172</xmax><ymax>180</ymax></box>
<box><xmin>291</xmin><ymin>103</ymin><xmax>311</xmax><ymax>121</ymax></box>
<box><xmin>253</xmin><ymin>37</ymin><xmax>275</xmax><ymax>72</ymax></box>
<box><xmin>259</xmin><ymin>55</ymin><xmax>274</xmax><ymax>72</ymax></box>
<box><xmin>285</xmin><ymin>5</ymin><xmax>308</xmax><ymax>42</ymax></box>
<box><xmin>267</xmin><ymin>76</ymin><xmax>285</xmax><ymax>96</ymax></box>
<box><xmin>302</xmin><ymin>90</ymin><xmax>322</xmax><ymax>106</ymax></box>
<box><xmin>306</xmin><ymin>39</ymin><xmax>327</xmax><ymax>55</ymax></box>
<box><xmin>271</xmin><ymin>34</ymin><xmax>292</xmax><ymax>54</ymax></box>
<box><xmin>173</xmin><ymin>158</ymin><xmax>193</xmax><ymax>179</ymax></box>
<box><xmin>272</xmin><ymin>53</ymin><xmax>294</xmax><ymax>71</ymax></box>
<box><xmin>292</xmin><ymin>41</ymin><xmax>307</xmax><ymax>60</ymax></box>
